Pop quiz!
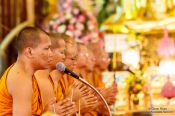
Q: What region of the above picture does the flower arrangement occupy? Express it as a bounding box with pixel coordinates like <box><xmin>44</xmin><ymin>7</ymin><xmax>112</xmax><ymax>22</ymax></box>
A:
<box><xmin>125</xmin><ymin>71</ymin><xmax>146</xmax><ymax>94</ymax></box>
<box><xmin>46</xmin><ymin>0</ymin><xmax>100</xmax><ymax>43</ymax></box>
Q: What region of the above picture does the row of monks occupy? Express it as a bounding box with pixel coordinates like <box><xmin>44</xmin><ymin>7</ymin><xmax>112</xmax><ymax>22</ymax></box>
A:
<box><xmin>0</xmin><ymin>27</ymin><xmax>117</xmax><ymax>116</ymax></box>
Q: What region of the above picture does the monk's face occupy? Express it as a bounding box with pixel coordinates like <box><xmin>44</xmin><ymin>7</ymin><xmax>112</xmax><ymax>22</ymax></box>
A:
<box><xmin>76</xmin><ymin>45</ymin><xmax>88</xmax><ymax>68</ymax></box>
<box><xmin>86</xmin><ymin>50</ymin><xmax>95</xmax><ymax>72</ymax></box>
<box><xmin>49</xmin><ymin>39</ymin><xmax>66</xmax><ymax>69</ymax></box>
<box><xmin>99</xmin><ymin>50</ymin><xmax>110</xmax><ymax>70</ymax></box>
<box><xmin>31</xmin><ymin>33</ymin><xmax>52</xmax><ymax>69</ymax></box>
<box><xmin>64</xmin><ymin>43</ymin><xmax>77</xmax><ymax>70</ymax></box>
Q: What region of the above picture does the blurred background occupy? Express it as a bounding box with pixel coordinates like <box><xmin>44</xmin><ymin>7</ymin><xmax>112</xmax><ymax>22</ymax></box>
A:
<box><xmin>1</xmin><ymin>0</ymin><xmax>175</xmax><ymax>115</ymax></box>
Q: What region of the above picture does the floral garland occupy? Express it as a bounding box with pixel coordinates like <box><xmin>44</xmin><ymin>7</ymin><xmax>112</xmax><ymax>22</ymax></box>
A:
<box><xmin>46</xmin><ymin>0</ymin><xmax>101</xmax><ymax>43</ymax></box>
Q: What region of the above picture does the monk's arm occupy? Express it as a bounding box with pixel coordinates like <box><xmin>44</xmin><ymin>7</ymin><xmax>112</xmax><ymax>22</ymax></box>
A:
<box><xmin>8</xmin><ymin>77</ymin><xmax>32</xmax><ymax>116</ymax></box>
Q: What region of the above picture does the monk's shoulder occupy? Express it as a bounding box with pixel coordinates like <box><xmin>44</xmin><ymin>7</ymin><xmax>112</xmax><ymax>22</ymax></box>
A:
<box><xmin>6</xmin><ymin>68</ymin><xmax>31</xmax><ymax>96</ymax></box>
<box><xmin>35</xmin><ymin>70</ymin><xmax>49</xmax><ymax>84</ymax></box>
<box><xmin>35</xmin><ymin>70</ymin><xmax>49</xmax><ymax>79</ymax></box>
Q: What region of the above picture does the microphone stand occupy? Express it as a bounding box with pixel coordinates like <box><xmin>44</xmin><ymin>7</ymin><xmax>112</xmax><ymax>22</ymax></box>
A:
<box><xmin>78</xmin><ymin>77</ymin><xmax>112</xmax><ymax>116</ymax></box>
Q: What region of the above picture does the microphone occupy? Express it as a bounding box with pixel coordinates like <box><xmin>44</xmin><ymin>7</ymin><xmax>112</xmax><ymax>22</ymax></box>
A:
<box><xmin>56</xmin><ymin>62</ymin><xmax>112</xmax><ymax>116</ymax></box>
<box><xmin>56</xmin><ymin>62</ymin><xmax>79</xmax><ymax>79</ymax></box>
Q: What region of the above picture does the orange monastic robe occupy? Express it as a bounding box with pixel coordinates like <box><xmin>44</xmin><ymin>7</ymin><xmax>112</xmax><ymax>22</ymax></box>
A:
<box><xmin>48</xmin><ymin>76</ymin><xmax>64</xmax><ymax>101</ymax></box>
<box><xmin>93</xmin><ymin>68</ymin><xmax>105</xmax><ymax>88</ymax></box>
<box><xmin>0</xmin><ymin>66</ymin><xmax>44</xmax><ymax>116</ymax></box>
<box><xmin>59</xmin><ymin>73</ymin><xmax>97</xmax><ymax>116</ymax></box>
<box><xmin>81</xmin><ymin>73</ymin><xmax>98</xmax><ymax>116</ymax></box>
<box><xmin>60</xmin><ymin>74</ymin><xmax>74</xmax><ymax>96</ymax></box>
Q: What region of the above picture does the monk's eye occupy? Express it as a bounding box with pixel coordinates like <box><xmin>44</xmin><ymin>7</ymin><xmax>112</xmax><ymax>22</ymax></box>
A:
<box><xmin>71</xmin><ymin>58</ymin><xmax>76</xmax><ymax>61</ymax></box>
<box><xmin>44</xmin><ymin>47</ymin><xmax>49</xmax><ymax>50</ymax></box>
<box><xmin>60</xmin><ymin>50</ymin><xmax>65</xmax><ymax>54</ymax></box>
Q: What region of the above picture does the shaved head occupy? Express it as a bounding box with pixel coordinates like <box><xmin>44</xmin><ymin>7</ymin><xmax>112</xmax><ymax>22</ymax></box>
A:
<box><xmin>16</xmin><ymin>27</ymin><xmax>47</xmax><ymax>54</ymax></box>
<box><xmin>48</xmin><ymin>33</ymin><xmax>65</xmax><ymax>49</ymax></box>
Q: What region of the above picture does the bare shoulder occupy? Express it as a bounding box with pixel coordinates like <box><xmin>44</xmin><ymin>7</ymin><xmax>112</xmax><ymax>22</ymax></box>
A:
<box><xmin>35</xmin><ymin>70</ymin><xmax>49</xmax><ymax>79</ymax></box>
<box><xmin>6</xmin><ymin>67</ymin><xmax>32</xmax><ymax>97</ymax></box>
<box><xmin>34</xmin><ymin>70</ymin><xmax>50</xmax><ymax>88</ymax></box>
<box><xmin>6</xmin><ymin>65</ymin><xmax>33</xmax><ymax>115</ymax></box>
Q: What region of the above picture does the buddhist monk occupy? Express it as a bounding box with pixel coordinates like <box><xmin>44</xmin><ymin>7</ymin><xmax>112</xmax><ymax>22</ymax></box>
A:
<box><xmin>35</xmin><ymin>33</ymin><xmax>77</xmax><ymax>115</ymax></box>
<box><xmin>90</xmin><ymin>43</ymin><xmax>118</xmax><ymax>115</ymax></box>
<box><xmin>58</xmin><ymin>34</ymin><xmax>98</xmax><ymax>114</ymax></box>
<box><xmin>75</xmin><ymin>43</ymin><xmax>100</xmax><ymax>116</ymax></box>
<box><xmin>0</xmin><ymin>27</ymin><xmax>52</xmax><ymax>116</ymax></box>
<box><xmin>76</xmin><ymin>43</ymin><xmax>117</xmax><ymax>115</ymax></box>
<box><xmin>91</xmin><ymin>44</ymin><xmax>117</xmax><ymax>106</ymax></box>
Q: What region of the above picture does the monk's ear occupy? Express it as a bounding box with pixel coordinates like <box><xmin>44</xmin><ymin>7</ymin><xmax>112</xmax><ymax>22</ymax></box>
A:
<box><xmin>24</xmin><ymin>47</ymin><xmax>33</xmax><ymax>58</ymax></box>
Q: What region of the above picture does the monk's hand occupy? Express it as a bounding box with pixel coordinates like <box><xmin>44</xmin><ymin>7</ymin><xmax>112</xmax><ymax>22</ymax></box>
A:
<box><xmin>54</xmin><ymin>98</ymin><xmax>77</xmax><ymax>116</ymax></box>
<box><xmin>100</xmin><ymin>84</ymin><xmax>117</xmax><ymax>105</ymax></box>
<box><xmin>67</xmin><ymin>80</ymin><xmax>90</xmax><ymax>102</ymax></box>
<box><xmin>108</xmin><ymin>83</ymin><xmax>118</xmax><ymax>105</ymax></box>
<box><xmin>44</xmin><ymin>98</ymin><xmax>57</xmax><ymax>113</ymax></box>
<box><xmin>78</xmin><ymin>94</ymin><xmax>98</xmax><ymax>112</ymax></box>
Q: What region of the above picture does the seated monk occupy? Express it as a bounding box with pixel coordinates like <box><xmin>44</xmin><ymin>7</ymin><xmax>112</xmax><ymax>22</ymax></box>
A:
<box><xmin>0</xmin><ymin>27</ymin><xmax>52</xmax><ymax>116</ymax></box>
<box><xmin>90</xmin><ymin>43</ymin><xmax>118</xmax><ymax>115</ymax></box>
<box><xmin>75</xmin><ymin>43</ymin><xmax>100</xmax><ymax>115</ymax></box>
<box><xmin>56</xmin><ymin>34</ymin><xmax>98</xmax><ymax>114</ymax></box>
<box><xmin>76</xmin><ymin>43</ymin><xmax>117</xmax><ymax>115</ymax></box>
<box><xmin>91</xmin><ymin>43</ymin><xmax>118</xmax><ymax>105</ymax></box>
<box><xmin>35</xmin><ymin>33</ymin><xmax>77</xmax><ymax>115</ymax></box>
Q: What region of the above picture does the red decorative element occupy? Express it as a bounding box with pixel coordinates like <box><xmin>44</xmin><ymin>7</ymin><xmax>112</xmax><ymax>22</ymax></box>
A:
<box><xmin>161</xmin><ymin>76</ymin><xmax>175</xmax><ymax>99</ymax></box>
<box><xmin>98</xmin><ymin>32</ymin><xmax>104</xmax><ymax>39</ymax></box>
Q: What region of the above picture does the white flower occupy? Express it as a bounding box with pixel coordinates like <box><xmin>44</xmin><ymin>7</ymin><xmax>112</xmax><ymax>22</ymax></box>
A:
<box><xmin>73</xmin><ymin>8</ymin><xmax>79</xmax><ymax>15</ymax></box>
<box><xmin>88</xmin><ymin>23</ymin><xmax>94</xmax><ymax>30</ymax></box>
<box><xmin>70</xmin><ymin>18</ymin><xmax>76</xmax><ymax>24</ymax></box>
<box><xmin>65</xmin><ymin>13</ymin><xmax>72</xmax><ymax>19</ymax></box>
<box><xmin>92</xmin><ymin>33</ymin><xmax>98</xmax><ymax>38</ymax></box>
<box><xmin>52</xmin><ymin>14</ymin><xmax>59</xmax><ymax>20</ymax></box>
<box><xmin>57</xmin><ymin>25</ymin><xmax>66</xmax><ymax>33</ymax></box>
<box><xmin>49</xmin><ymin>21</ymin><xmax>54</xmax><ymax>26</ymax></box>
<box><xmin>66</xmin><ymin>31</ymin><xmax>73</xmax><ymax>37</ymax></box>
<box><xmin>56</xmin><ymin>20</ymin><xmax>60</xmax><ymax>25</ymax></box>
<box><xmin>74</xmin><ymin>30</ymin><xmax>82</xmax><ymax>37</ymax></box>
<box><xmin>75</xmin><ymin>22</ymin><xmax>84</xmax><ymax>30</ymax></box>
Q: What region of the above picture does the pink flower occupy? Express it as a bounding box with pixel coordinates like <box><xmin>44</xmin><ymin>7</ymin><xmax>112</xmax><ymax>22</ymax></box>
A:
<box><xmin>70</xmin><ymin>18</ymin><xmax>76</xmax><ymax>24</ymax></box>
<box><xmin>78</xmin><ymin>15</ymin><xmax>85</xmax><ymax>23</ymax></box>
<box><xmin>67</xmin><ymin>7</ymin><xmax>72</xmax><ymax>13</ymax></box>
<box><xmin>53</xmin><ymin>24</ymin><xmax>58</xmax><ymax>31</ymax></box>
<box><xmin>68</xmin><ymin>24</ymin><xmax>74</xmax><ymax>31</ymax></box>
<box><xmin>88</xmin><ymin>21</ymin><xmax>94</xmax><ymax>30</ymax></box>
<box><xmin>67</xmin><ymin>0</ymin><xmax>72</xmax><ymax>4</ymax></box>
<box><xmin>59</xmin><ymin>12</ymin><xmax>64</xmax><ymax>17</ymax></box>
<box><xmin>81</xmin><ymin>35</ymin><xmax>90</xmax><ymax>44</ymax></box>
<box><xmin>87</xmin><ymin>34</ymin><xmax>93</xmax><ymax>40</ymax></box>
<box><xmin>87</xmin><ymin>13</ymin><xmax>94</xmax><ymax>20</ymax></box>
<box><xmin>75</xmin><ymin>23</ymin><xmax>84</xmax><ymax>30</ymax></box>
<box><xmin>63</xmin><ymin>3</ymin><xmax>69</xmax><ymax>9</ymax></box>
<box><xmin>60</xmin><ymin>16</ymin><xmax>65</xmax><ymax>23</ymax></box>
<box><xmin>73</xmin><ymin>8</ymin><xmax>79</xmax><ymax>15</ymax></box>
<box><xmin>74</xmin><ymin>30</ymin><xmax>82</xmax><ymax>37</ymax></box>
<box><xmin>92</xmin><ymin>33</ymin><xmax>98</xmax><ymax>38</ymax></box>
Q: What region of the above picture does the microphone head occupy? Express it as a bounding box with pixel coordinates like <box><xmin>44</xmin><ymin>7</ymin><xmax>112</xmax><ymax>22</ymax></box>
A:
<box><xmin>56</xmin><ymin>62</ymin><xmax>66</xmax><ymax>72</ymax></box>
